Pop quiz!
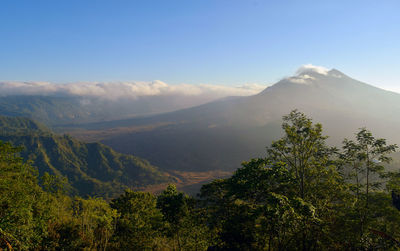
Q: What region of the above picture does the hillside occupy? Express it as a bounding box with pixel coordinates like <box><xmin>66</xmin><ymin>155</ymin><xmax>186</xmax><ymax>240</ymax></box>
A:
<box><xmin>0</xmin><ymin>95</ymin><xmax>146</xmax><ymax>126</ymax></box>
<box><xmin>0</xmin><ymin>115</ymin><xmax>50</xmax><ymax>134</ymax></box>
<box><xmin>0</xmin><ymin>115</ymin><xmax>174</xmax><ymax>198</ymax></box>
<box><xmin>0</xmin><ymin>84</ymin><xmax>261</xmax><ymax>126</ymax></box>
<box><xmin>63</xmin><ymin>68</ymin><xmax>400</xmax><ymax>172</ymax></box>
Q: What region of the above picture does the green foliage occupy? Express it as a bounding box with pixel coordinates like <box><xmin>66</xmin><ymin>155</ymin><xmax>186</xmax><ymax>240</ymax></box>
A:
<box><xmin>1</xmin><ymin>110</ymin><xmax>400</xmax><ymax>250</ymax></box>
<box><xmin>200</xmin><ymin>159</ymin><xmax>319</xmax><ymax>250</ymax></box>
<box><xmin>72</xmin><ymin>197</ymin><xmax>118</xmax><ymax>250</ymax></box>
<box><xmin>339</xmin><ymin>128</ymin><xmax>399</xmax><ymax>248</ymax></box>
<box><xmin>157</xmin><ymin>184</ymin><xmax>189</xmax><ymax>226</ymax></box>
<box><xmin>157</xmin><ymin>184</ymin><xmax>211</xmax><ymax>250</ymax></box>
<box><xmin>266</xmin><ymin>110</ymin><xmax>339</xmax><ymax>201</ymax></box>
<box><xmin>200</xmin><ymin>110</ymin><xmax>400</xmax><ymax>250</ymax></box>
<box><xmin>0</xmin><ymin>115</ymin><xmax>49</xmax><ymax>134</ymax></box>
<box><xmin>0</xmin><ymin>140</ymin><xmax>123</xmax><ymax>250</ymax></box>
<box><xmin>110</xmin><ymin>190</ymin><xmax>165</xmax><ymax>250</ymax></box>
<box><xmin>0</xmin><ymin>115</ymin><xmax>173</xmax><ymax>198</ymax></box>
<box><xmin>0</xmin><ymin>141</ymin><xmax>49</xmax><ymax>249</ymax></box>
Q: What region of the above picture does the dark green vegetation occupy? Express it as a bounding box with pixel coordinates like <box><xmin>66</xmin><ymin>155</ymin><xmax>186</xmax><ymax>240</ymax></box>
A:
<box><xmin>2</xmin><ymin>110</ymin><xmax>400</xmax><ymax>250</ymax></box>
<box><xmin>0</xmin><ymin>115</ymin><xmax>173</xmax><ymax>198</ymax></box>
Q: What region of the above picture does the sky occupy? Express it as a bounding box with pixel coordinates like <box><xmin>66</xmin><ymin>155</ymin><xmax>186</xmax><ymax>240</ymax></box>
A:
<box><xmin>0</xmin><ymin>0</ymin><xmax>399</xmax><ymax>93</ymax></box>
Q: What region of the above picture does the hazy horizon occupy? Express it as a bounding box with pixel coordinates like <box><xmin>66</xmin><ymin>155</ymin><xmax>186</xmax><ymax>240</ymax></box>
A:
<box><xmin>1</xmin><ymin>1</ymin><xmax>399</xmax><ymax>93</ymax></box>
<box><xmin>1</xmin><ymin>65</ymin><xmax>399</xmax><ymax>101</ymax></box>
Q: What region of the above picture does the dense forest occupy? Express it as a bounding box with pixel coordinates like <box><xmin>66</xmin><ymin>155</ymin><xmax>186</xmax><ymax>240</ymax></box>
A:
<box><xmin>1</xmin><ymin>110</ymin><xmax>400</xmax><ymax>250</ymax></box>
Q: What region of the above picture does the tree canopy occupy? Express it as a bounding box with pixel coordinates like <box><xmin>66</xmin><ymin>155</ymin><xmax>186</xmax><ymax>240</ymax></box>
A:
<box><xmin>1</xmin><ymin>110</ymin><xmax>400</xmax><ymax>250</ymax></box>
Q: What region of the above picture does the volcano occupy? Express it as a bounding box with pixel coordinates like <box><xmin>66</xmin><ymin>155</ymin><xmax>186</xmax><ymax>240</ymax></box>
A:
<box><xmin>68</xmin><ymin>66</ymin><xmax>400</xmax><ymax>172</ymax></box>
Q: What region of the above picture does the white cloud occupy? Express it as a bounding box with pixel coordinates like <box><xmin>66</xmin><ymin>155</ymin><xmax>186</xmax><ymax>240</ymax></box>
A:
<box><xmin>296</xmin><ymin>64</ymin><xmax>330</xmax><ymax>76</ymax></box>
<box><xmin>0</xmin><ymin>81</ymin><xmax>267</xmax><ymax>100</ymax></box>
<box><xmin>286</xmin><ymin>64</ymin><xmax>334</xmax><ymax>84</ymax></box>
<box><xmin>287</xmin><ymin>74</ymin><xmax>315</xmax><ymax>85</ymax></box>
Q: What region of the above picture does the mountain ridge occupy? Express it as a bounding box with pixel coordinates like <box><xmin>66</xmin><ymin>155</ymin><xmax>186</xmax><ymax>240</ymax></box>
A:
<box><xmin>0</xmin><ymin>115</ymin><xmax>175</xmax><ymax>198</ymax></box>
<box><xmin>2</xmin><ymin>67</ymin><xmax>399</xmax><ymax>174</ymax></box>
<box><xmin>63</xmin><ymin>68</ymin><xmax>400</xmax><ymax>172</ymax></box>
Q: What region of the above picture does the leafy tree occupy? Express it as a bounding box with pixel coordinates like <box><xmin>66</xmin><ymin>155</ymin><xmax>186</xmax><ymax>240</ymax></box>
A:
<box><xmin>157</xmin><ymin>184</ymin><xmax>211</xmax><ymax>250</ymax></box>
<box><xmin>264</xmin><ymin>110</ymin><xmax>350</xmax><ymax>249</ymax></box>
<box><xmin>340</xmin><ymin>128</ymin><xmax>398</xmax><ymax>243</ymax></box>
<box><xmin>200</xmin><ymin>159</ymin><xmax>319</xmax><ymax>250</ymax></box>
<box><xmin>341</xmin><ymin>138</ymin><xmax>363</xmax><ymax>199</ymax></box>
<box><xmin>354</xmin><ymin>128</ymin><xmax>397</xmax><ymax>207</ymax></box>
<box><xmin>157</xmin><ymin>184</ymin><xmax>188</xmax><ymax>227</ymax></box>
<box><xmin>266</xmin><ymin>110</ymin><xmax>339</xmax><ymax>201</ymax></box>
<box><xmin>110</xmin><ymin>190</ymin><xmax>164</xmax><ymax>250</ymax></box>
<box><xmin>73</xmin><ymin>197</ymin><xmax>118</xmax><ymax>250</ymax></box>
<box><xmin>0</xmin><ymin>141</ymin><xmax>49</xmax><ymax>250</ymax></box>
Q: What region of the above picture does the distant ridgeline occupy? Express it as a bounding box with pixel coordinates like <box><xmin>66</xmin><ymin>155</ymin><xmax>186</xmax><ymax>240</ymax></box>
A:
<box><xmin>0</xmin><ymin>95</ymin><xmax>136</xmax><ymax>126</ymax></box>
<box><xmin>0</xmin><ymin>115</ymin><xmax>174</xmax><ymax>198</ymax></box>
<box><xmin>0</xmin><ymin>96</ymin><xmax>88</xmax><ymax>126</ymax></box>
<box><xmin>0</xmin><ymin>95</ymin><xmax>155</xmax><ymax>126</ymax></box>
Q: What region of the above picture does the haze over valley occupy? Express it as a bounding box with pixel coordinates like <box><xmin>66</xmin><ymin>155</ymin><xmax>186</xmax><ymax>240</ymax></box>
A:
<box><xmin>0</xmin><ymin>80</ymin><xmax>266</xmax><ymax>125</ymax></box>
<box><xmin>56</xmin><ymin>65</ymin><xmax>400</xmax><ymax>173</ymax></box>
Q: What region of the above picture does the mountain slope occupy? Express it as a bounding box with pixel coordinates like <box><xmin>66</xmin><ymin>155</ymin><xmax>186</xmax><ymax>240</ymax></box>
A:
<box><xmin>0</xmin><ymin>84</ymin><xmax>263</xmax><ymax>126</ymax></box>
<box><xmin>0</xmin><ymin>95</ymin><xmax>160</xmax><ymax>126</ymax></box>
<box><xmin>0</xmin><ymin>116</ymin><xmax>174</xmax><ymax>198</ymax></box>
<box><xmin>65</xmin><ymin>68</ymin><xmax>400</xmax><ymax>172</ymax></box>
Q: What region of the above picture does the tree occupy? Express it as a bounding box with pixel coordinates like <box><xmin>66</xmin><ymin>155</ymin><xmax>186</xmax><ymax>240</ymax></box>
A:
<box><xmin>110</xmin><ymin>190</ymin><xmax>164</xmax><ymax>250</ymax></box>
<box><xmin>354</xmin><ymin>128</ymin><xmax>397</xmax><ymax>208</ymax></box>
<box><xmin>157</xmin><ymin>184</ymin><xmax>188</xmax><ymax>227</ymax></box>
<box><xmin>73</xmin><ymin>197</ymin><xmax>118</xmax><ymax>250</ymax></box>
<box><xmin>340</xmin><ymin>128</ymin><xmax>398</xmax><ymax>242</ymax></box>
<box><xmin>157</xmin><ymin>184</ymin><xmax>211</xmax><ymax>250</ymax></box>
<box><xmin>266</xmin><ymin>110</ymin><xmax>339</xmax><ymax>202</ymax></box>
<box><xmin>0</xmin><ymin>141</ymin><xmax>49</xmax><ymax>250</ymax></box>
<box><xmin>200</xmin><ymin>158</ymin><xmax>318</xmax><ymax>250</ymax></box>
<box><xmin>265</xmin><ymin>110</ymin><xmax>349</xmax><ymax>250</ymax></box>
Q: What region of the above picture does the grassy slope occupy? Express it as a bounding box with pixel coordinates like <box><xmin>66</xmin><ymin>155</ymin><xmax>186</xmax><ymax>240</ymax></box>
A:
<box><xmin>0</xmin><ymin>116</ymin><xmax>174</xmax><ymax>198</ymax></box>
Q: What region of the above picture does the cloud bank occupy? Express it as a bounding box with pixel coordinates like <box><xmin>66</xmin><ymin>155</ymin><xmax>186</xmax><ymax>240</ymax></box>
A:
<box><xmin>0</xmin><ymin>81</ymin><xmax>267</xmax><ymax>100</ymax></box>
<box><xmin>0</xmin><ymin>65</ymin><xmax>337</xmax><ymax>98</ymax></box>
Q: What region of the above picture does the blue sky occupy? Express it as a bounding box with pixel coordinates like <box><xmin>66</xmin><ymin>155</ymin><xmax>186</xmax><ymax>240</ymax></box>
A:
<box><xmin>0</xmin><ymin>0</ymin><xmax>399</xmax><ymax>92</ymax></box>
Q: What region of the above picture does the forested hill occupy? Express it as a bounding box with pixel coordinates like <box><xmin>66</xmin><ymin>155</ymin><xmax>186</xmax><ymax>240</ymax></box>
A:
<box><xmin>2</xmin><ymin>111</ymin><xmax>400</xmax><ymax>250</ymax></box>
<box><xmin>0</xmin><ymin>115</ymin><xmax>50</xmax><ymax>134</ymax></box>
<box><xmin>0</xmin><ymin>115</ymin><xmax>174</xmax><ymax>198</ymax></box>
